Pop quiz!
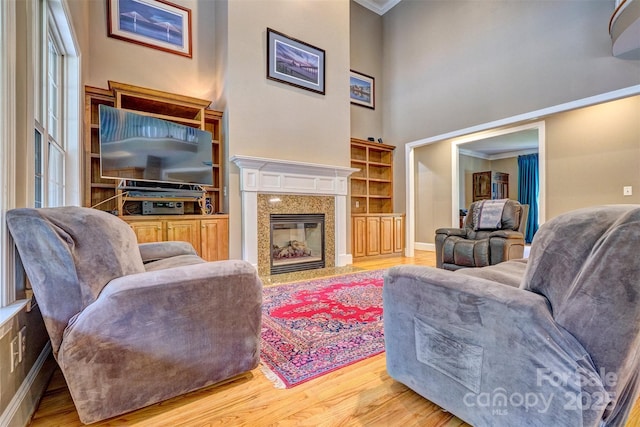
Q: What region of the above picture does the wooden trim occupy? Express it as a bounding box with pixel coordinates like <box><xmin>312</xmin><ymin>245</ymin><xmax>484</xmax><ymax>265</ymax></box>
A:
<box><xmin>108</xmin><ymin>81</ymin><xmax>211</xmax><ymax>109</ymax></box>
<box><xmin>350</xmin><ymin>137</ymin><xmax>396</xmax><ymax>151</ymax></box>
<box><xmin>122</xmin><ymin>214</ymin><xmax>229</xmax><ymax>221</ymax></box>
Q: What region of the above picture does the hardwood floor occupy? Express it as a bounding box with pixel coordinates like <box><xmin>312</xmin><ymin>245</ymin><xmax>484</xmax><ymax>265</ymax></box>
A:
<box><xmin>28</xmin><ymin>251</ymin><xmax>639</xmax><ymax>426</ymax></box>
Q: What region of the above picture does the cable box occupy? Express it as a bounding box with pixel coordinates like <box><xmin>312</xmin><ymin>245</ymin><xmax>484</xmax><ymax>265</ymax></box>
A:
<box><xmin>142</xmin><ymin>201</ymin><xmax>184</xmax><ymax>215</ymax></box>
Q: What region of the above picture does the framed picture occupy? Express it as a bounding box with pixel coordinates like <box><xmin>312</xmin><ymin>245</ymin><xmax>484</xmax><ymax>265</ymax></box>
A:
<box><xmin>350</xmin><ymin>70</ymin><xmax>375</xmax><ymax>109</ymax></box>
<box><xmin>107</xmin><ymin>0</ymin><xmax>192</xmax><ymax>58</ymax></box>
<box><xmin>267</xmin><ymin>28</ymin><xmax>325</xmax><ymax>95</ymax></box>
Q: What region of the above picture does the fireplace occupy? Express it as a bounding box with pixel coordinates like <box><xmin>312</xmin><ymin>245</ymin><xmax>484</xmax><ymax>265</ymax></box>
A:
<box><xmin>230</xmin><ymin>155</ymin><xmax>358</xmax><ymax>276</ymax></box>
<box><xmin>270</xmin><ymin>214</ymin><xmax>325</xmax><ymax>274</ymax></box>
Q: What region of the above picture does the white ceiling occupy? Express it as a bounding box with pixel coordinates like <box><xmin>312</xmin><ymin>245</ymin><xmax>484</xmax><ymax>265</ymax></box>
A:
<box><xmin>354</xmin><ymin>0</ymin><xmax>402</xmax><ymax>15</ymax></box>
<box><xmin>459</xmin><ymin>129</ymin><xmax>539</xmax><ymax>159</ymax></box>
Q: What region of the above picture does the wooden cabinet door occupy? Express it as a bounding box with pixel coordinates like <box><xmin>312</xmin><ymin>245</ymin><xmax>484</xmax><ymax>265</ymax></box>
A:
<box><xmin>380</xmin><ymin>217</ymin><xmax>394</xmax><ymax>255</ymax></box>
<box><xmin>352</xmin><ymin>216</ymin><xmax>367</xmax><ymax>258</ymax></box>
<box><xmin>166</xmin><ymin>219</ymin><xmax>200</xmax><ymax>253</ymax></box>
<box><xmin>366</xmin><ymin>216</ymin><xmax>381</xmax><ymax>256</ymax></box>
<box><xmin>393</xmin><ymin>216</ymin><xmax>404</xmax><ymax>254</ymax></box>
<box><xmin>129</xmin><ymin>221</ymin><xmax>163</xmax><ymax>243</ymax></box>
<box><xmin>473</xmin><ymin>171</ymin><xmax>492</xmax><ymax>202</ymax></box>
<box><xmin>200</xmin><ymin>218</ymin><xmax>229</xmax><ymax>262</ymax></box>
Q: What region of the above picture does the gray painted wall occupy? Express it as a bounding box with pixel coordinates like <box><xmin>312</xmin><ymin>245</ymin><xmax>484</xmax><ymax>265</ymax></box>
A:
<box><xmin>350</xmin><ymin>1</ymin><xmax>383</xmax><ymax>140</ymax></box>
<box><xmin>415</xmin><ymin>94</ymin><xmax>640</xmax><ymax>244</ymax></box>
<box><xmin>383</xmin><ymin>0</ymin><xmax>640</xmax><ymax>213</ymax></box>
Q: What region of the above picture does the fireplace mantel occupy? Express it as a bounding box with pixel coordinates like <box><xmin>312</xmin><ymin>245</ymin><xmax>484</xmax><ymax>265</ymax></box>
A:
<box><xmin>231</xmin><ymin>155</ymin><xmax>358</xmax><ymax>271</ymax></box>
<box><xmin>231</xmin><ymin>155</ymin><xmax>358</xmax><ymax>195</ymax></box>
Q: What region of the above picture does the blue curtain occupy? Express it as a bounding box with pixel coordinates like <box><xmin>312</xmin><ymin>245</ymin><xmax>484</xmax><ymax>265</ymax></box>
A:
<box><xmin>518</xmin><ymin>153</ymin><xmax>539</xmax><ymax>243</ymax></box>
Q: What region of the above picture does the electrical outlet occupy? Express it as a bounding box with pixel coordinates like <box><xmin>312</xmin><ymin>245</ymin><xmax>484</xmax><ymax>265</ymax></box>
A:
<box><xmin>355</xmin><ymin>201</ymin><xmax>360</xmax><ymax>208</ymax></box>
<box><xmin>19</xmin><ymin>326</ymin><xmax>26</xmax><ymax>363</ymax></box>
<box><xmin>10</xmin><ymin>336</ymin><xmax>19</xmax><ymax>372</ymax></box>
<box><xmin>623</xmin><ymin>186</ymin><xmax>633</xmax><ymax>196</ymax></box>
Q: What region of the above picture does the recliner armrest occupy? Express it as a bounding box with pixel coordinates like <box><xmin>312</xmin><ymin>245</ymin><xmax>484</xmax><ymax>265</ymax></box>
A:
<box><xmin>383</xmin><ymin>265</ymin><xmax>604</xmax><ymax>426</ymax></box>
<box><xmin>58</xmin><ymin>259</ymin><xmax>262</xmax><ymax>423</ymax></box>
<box><xmin>138</xmin><ymin>241</ymin><xmax>198</xmax><ymax>263</ymax></box>
<box><xmin>435</xmin><ymin>228</ymin><xmax>467</xmax><ymax>237</ymax></box>
<box><xmin>488</xmin><ymin>230</ymin><xmax>524</xmax><ymax>239</ymax></box>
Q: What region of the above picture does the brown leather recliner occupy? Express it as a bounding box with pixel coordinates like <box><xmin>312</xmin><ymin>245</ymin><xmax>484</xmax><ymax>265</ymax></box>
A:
<box><xmin>435</xmin><ymin>199</ymin><xmax>528</xmax><ymax>270</ymax></box>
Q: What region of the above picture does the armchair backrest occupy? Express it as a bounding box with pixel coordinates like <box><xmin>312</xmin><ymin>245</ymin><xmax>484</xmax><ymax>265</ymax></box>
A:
<box><xmin>464</xmin><ymin>199</ymin><xmax>523</xmax><ymax>239</ymax></box>
<box><xmin>521</xmin><ymin>205</ymin><xmax>640</xmax><ymax>420</ymax></box>
<box><xmin>7</xmin><ymin>207</ymin><xmax>145</xmax><ymax>355</ymax></box>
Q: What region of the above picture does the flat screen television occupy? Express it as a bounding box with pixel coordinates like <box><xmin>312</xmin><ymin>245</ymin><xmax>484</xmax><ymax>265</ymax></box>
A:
<box><xmin>99</xmin><ymin>104</ymin><xmax>213</xmax><ymax>188</ymax></box>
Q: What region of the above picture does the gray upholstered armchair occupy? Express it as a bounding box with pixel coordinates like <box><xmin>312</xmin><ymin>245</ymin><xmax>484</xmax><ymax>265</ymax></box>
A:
<box><xmin>7</xmin><ymin>207</ymin><xmax>262</xmax><ymax>424</ymax></box>
<box><xmin>435</xmin><ymin>199</ymin><xmax>528</xmax><ymax>270</ymax></box>
<box><xmin>384</xmin><ymin>205</ymin><xmax>640</xmax><ymax>426</ymax></box>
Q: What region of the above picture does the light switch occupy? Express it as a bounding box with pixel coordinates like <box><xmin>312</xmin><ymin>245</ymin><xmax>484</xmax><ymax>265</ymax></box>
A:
<box><xmin>623</xmin><ymin>186</ymin><xmax>633</xmax><ymax>196</ymax></box>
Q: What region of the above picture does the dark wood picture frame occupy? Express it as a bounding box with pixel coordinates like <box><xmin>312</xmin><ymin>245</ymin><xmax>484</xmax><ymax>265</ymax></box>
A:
<box><xmin>267</xmin><ymin>28</ymin><xmax>326</xmax><ymax>95</ymax></box>
<box><xmin>107</xmin><ymin>0</ymin><xmax>192</xmax><ymax>58</ymax></box>
<box><xmin>350</xmin><ymin>70</ymin><xmax>375</xmax><ymax>109</ymax></box>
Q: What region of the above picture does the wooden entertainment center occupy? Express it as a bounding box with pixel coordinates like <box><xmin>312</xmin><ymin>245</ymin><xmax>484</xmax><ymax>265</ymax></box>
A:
<box><xmin>83</xmin><ymin>81</ymin><xmax>228</xmax><ymax>261</ymax></box>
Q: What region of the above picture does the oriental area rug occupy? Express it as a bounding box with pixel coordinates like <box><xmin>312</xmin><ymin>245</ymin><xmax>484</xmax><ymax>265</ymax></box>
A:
<box><xmin>260</xmin><ymin>270</ymin><xmax>386</xmax><ymax>388</ymax></box>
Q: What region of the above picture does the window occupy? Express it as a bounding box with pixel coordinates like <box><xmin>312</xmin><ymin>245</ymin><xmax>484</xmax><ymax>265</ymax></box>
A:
<box><xmin>0</xmin><ymin>0</ymin><xmax>17</xmax><ymax>307</ymax></box>
<box><xmin>34</xmin><ymin>129</ymin><xmax>43</xmax><ymax>208</ymax></box>
<box><xmin>0</xmin><ymin>0</ymin><xmax>79</xmax><ymax>307</ymax></box>
<box><xmin>33</xmin><ymin>2</ymin><xmax>68</xmax><ymax>208</ymax></box>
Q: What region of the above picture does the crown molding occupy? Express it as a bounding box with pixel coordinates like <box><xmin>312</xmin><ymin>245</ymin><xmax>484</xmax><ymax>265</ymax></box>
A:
<box><xmin>459</xmin><ymin>147</ymin><xmax>539</xmax><ymax>161</ymax></box>
<box><xmin>353</xmin><ymin>0</ymin><xmax>402</xmax><ymax>15</ymax></box>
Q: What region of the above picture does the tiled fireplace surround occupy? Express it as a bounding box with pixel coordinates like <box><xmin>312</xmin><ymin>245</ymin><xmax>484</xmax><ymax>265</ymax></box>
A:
<box><xmin>231</xmin><ymin>155</ymin><xmax>358</xmax><ymax>276</ymax></box>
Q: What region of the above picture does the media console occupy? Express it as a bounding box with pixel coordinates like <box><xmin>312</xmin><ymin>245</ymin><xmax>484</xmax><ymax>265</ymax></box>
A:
<box><xmin>118</xmin><ymin>181</ymin><xmax>211</xmax><ymax>215</ymax></box>
<box><xmin>83</xmin><ymin>81</ymin><xmax>228</xmax><ymax>261</ymax></box>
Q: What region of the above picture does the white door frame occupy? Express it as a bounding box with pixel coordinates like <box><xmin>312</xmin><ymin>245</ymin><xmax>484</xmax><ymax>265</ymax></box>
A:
<box><xmin>450</xmin><ymin>121</ymin><xmax>545</xmax><ymax>229</ymax></box>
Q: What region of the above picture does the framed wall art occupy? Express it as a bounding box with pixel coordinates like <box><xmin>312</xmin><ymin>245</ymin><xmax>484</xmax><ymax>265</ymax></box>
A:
<box><xmin>267</xmin><ymin>28</ymin><xmax>325</xmax><ymax>95</ymax></box>
<box><xmin>350</xmin><ymin>70</ymin><xmax>375</xmax><ymax>109</ymax></box>
<box><xmin>107</xmin><ymin>0</ymin><xmax>192</xmax><ymax>58</ymax></box>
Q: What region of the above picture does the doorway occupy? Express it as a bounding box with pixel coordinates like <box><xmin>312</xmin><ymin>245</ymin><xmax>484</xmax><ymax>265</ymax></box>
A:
<box><xmin>452</xmin><ymin>121</ymin><xmax>545</xmax><ymax>235</ymax></box>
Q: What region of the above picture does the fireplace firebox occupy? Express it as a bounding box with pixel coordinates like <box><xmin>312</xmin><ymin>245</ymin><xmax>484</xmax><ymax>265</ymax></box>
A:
<box><xmin>270</xmin><ymin>214</ymin><xmax>325</xmax><ymax>274</ymax></box>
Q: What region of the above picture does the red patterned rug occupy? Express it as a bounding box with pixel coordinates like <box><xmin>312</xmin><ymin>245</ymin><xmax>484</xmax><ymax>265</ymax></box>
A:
<box><xmin>260</xmin><ymin>270</ymin><xmax>386</xmax><ymax>388</ymax></box>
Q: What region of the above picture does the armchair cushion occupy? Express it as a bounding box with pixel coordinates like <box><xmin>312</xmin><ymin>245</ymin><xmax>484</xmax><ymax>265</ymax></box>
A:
<box><xmin>451</xmin><ymin>238</ymin><xmax>489</xmax><ymax>268</ymax></box>
<box><xmin>138</xmin><ymin>241</ymin><xmax>198</xmax><ymax>263</ymax></box>
<box><xmin>472</xmin><ymin>199</ymin><xmax>508</xmax><ymax>230</ymax></box>
<box><xmin>143</xmin><ymin>254</ymin><xmax>205</xmax><ymax>271</ymax></box>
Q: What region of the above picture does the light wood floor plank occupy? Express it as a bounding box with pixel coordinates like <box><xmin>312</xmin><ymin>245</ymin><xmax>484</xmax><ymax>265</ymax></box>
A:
<box><xmin>28</xmin><ymin>250</ymin><xmax>639</xmax><ymax>426</ymax></box>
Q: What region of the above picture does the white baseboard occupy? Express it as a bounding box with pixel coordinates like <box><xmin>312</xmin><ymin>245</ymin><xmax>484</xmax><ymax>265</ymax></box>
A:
<box><xmin>0</xmin><ymin>341</ymin><xmax>54</xmax><ymax>427</ymax></box>
<box><xmin>415</xmin><ymin>242</ymin><xmax>435</xmax><ymax>251</ymax></box>
<box><xmin>338</xmin><ymin>253</ymin><xmax>353</xmax><ymax>266</ymax></box>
